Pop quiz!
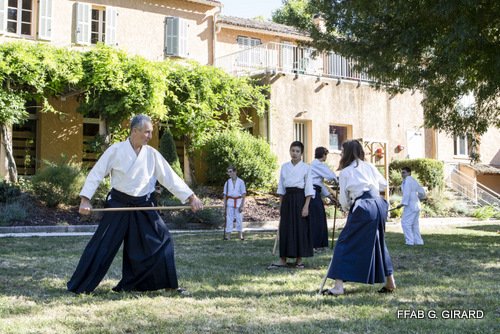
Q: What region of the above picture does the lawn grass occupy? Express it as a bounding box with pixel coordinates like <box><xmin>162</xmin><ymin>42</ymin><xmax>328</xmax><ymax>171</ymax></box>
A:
<box><xmin>0</xmin><ymin>221</ymin><xmax>498</xmax><ymax>333</ymax></box>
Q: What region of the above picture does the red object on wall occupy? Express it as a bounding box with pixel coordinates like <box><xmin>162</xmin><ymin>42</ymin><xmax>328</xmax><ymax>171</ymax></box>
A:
<box><xmin>375</xmin><ymin>147</ymin><xmax>384</xmax><ymax>159</ymax></box>
<box><xmin>396</xmin><ymin>144</ymin><xmax>405</xmax><ymax>152</ymax></box>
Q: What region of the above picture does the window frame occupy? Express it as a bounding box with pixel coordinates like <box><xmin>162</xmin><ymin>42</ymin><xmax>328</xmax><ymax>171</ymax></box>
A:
<box><xmin>329</xmin><ymin>124</ymin><xmax>350</xmax><ymax>152</ymax></box>
<box><xmin>453</xmin><ymin>134</ymin><xmax>471</xmax><ymax>157</ymax></box>
<box><xmin>5</xmin><ymin>0</ymin><xmax>34</xmax><ymax>37</ymax></box>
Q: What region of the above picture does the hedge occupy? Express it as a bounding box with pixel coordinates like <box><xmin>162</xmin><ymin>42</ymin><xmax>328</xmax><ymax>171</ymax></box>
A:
<box><xmin>389</xmin><ymin>158</ymin><xmax>444</xmax><ymax>190</ymax></box>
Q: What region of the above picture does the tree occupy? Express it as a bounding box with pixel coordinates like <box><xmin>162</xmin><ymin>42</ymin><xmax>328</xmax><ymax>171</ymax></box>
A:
<box><xmin>280</xmin><ymin>0</ymin><xmax>500</xmax><ymax>161</ymax></box>
<box><xmin>272</xmin><ymin>0</ymin><xmax>312</xmax><ymax>30</ymax></box>
<box><xmin>164</xmin><ymin>61</ymin><xmax>268</xmax><ymax>184</ymax></box>
<box><xmin>159</xmin><ymin>125</ymin><xmax>183</xmax><ymax>178</ymax></box>
<box><xmin>0</xmin><ymin>42</ymin><xmax>83</xmax><ymax>182</ymax></box>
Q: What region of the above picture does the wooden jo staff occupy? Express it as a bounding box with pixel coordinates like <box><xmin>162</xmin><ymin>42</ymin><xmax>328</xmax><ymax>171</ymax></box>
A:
<box><xmin>317</xmin><ymin>182</ymin><xmax>340</xmax><ymax>295</ymax></box>
<box><xmin>323</xmin><ymin>181</ymin><xmax>340</xmax><ymax>249</ymax></box>
<box><xmin>91</xmin><ymin>204</ymin><xmax>223</xmax><ymax>212</ymax></box>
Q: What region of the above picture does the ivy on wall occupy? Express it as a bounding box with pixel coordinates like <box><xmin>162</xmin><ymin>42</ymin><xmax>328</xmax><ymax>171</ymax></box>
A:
<box><xmin>0</xmin><ymin>42</ymin><xmax>269</xmax><ymax>183</ymax></box>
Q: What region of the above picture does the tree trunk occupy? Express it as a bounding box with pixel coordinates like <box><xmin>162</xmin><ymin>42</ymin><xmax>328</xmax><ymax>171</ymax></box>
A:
<box><xmin>0</xmin><ymin>123</ymin><xmax>18</xmax><ymax>183</ymax></box>
<box><xmin>184</xmin><ymin>136</ymin><xmax>197</xmax><ymax>187</ymax></box>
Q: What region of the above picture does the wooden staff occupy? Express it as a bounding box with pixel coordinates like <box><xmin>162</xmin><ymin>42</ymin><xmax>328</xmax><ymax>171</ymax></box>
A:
<box><xmin>223</xmin><ymin>182</ymin><xmax>228</xmax><ymax>240</ymax></box>
<box><xmin>317</xmin><ymin>256</ymin><xmax>334</xmax><ymax>295</ymax></box>
<box><xmin>91</xmin><ymin>204</ymin><xmax>223</xmax><ymax>212</ymax></box>
<box><xmin>272</xmin><ymin>223</ymin><xmax>279</xmax><ymax>255</ymax></box>
<box><xmin>323</xmin><ymin>182</ymin><xmax>339</xmax><ymax>249</ymax></box>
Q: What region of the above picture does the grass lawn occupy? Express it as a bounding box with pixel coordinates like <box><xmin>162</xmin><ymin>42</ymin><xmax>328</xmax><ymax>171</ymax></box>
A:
<box><xmin>0</xmin><ymin>221</ymin><xmax>498</xmax><ymax>333</ymax></box>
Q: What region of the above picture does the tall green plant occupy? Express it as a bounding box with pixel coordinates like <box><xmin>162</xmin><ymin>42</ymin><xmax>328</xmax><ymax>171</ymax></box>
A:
<box><xmin>164</xmin><ymin>61</ymin><xmax>268</xmax><ymax>183</ymax></box>
<box><xmin>159</xmin><ymin>125</ymin><xmax>183</xmax><ymax>178</ymax></box>
<box><xmin>205</xmin><ymin>130</ymin><xmax>278</xmax><ymax>191</ymax></box>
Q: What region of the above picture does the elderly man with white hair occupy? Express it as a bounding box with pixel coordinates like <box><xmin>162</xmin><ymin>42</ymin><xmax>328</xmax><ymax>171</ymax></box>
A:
<box><xmin>68</xmin><ymin>114</ymin><xmax>203</xmax><ymax>294</ymax></box>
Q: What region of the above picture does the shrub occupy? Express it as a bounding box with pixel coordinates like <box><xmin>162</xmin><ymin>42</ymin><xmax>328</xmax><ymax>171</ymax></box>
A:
<box><xmin>159</xmin><ymin>126</ymin><xmax>183</xmax><ymax>178</ymax></box>
<box><xmin>0</xmin><ymin>202</ymin><xmax>28</xmax><ymax>225</ymax></box>
<box><xmin>389</xmin><ymin>158</ymin><xmax>444</xmax><ymax>190</ymax></box>
<box><xmin>471</xmin><ymin>206</ymin><xmax>500</xmax><ymax>220</ymax></box>
<box><xmin>204</xmin><ymin>130</ymin><xmax>278</xmax><ymax>191</ymax></box>
<box><xmin>32</xmin><ymin>159</ymin><xmax>86</xmax><ymax>207</ymax></box>
<box><xmin>0</xmin><ymin>180</ymin><xmax>21</xmax><ymax>203</ymax></box>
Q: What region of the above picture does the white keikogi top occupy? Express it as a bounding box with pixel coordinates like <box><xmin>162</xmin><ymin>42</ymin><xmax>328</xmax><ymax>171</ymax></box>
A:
<box><xmin>79</xmin><ymin>140</ymin><xmax>193</xmax><ymax>203</ymax></box>
<box><xmin>401</xmin><ymin>175</ymin><xmax>426</xmax><ymax>211</ymax></box>
<box><xmin>277</xmin><ymin>160</ymin><xmax>315</xmax><ymax>198</ymax></box>
<box><xmin>223</xmin><ymin>177</ymin><xmax>246</xmax><ymax>208</ymax></box>
<box><xmin>338</xmin><ymin>159</ymin><xmax>387</xmax><ymax>211</ymax></box>
<box><xmin>311</xmin><ymin>158</ymin><xmax>338</xmax><ymax>197</ymax></box>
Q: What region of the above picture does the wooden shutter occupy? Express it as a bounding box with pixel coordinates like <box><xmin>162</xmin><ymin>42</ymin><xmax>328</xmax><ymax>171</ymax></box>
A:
<box><xmin>38</xmin><ymin>0</ymin><xmax>52</xmax><ymax>40</ymax></box>
<box><xmin>165</xmin><ymin>17</ymin><xmax>188</xmax><ymax>57</ymax></box>
<box><xmin>76</xmin><ymin>2</ymin><xmax>91</xmax><ymax>45</ymax></box>
<box><xmin>0</xmin><ymin>0</ymin><xmax>7</xmax><ymax>34</ymax></box>
<box><xmin>105</xmin><ymin>6</ymin><xmax>117</xmax><ymax>46</ymax></box>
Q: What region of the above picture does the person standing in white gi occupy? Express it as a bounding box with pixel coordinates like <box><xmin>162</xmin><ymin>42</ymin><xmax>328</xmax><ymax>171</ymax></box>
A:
<box><xmin>397</xmin><ymin>167</ymin><xmax>426</xmax><ymax>246</ymax></box>
<box><xmin>68</xmin><ymin>114</ymin><xmax>203</xmax><ymax>294</ymax></box>
<box><xmin>223</xmin><ymin>166</ymin><xmax>246</xmax><ymax>240</ymax></box>
<box><xmin>309</xmin><ymin>147</ymin><xmax>337</xmax><ymax>250</ymax></box>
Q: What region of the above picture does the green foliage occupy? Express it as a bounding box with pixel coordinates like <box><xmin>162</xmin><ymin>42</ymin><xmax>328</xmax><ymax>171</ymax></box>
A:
<box><xmin>389</xmin><ymin>158</ymin><xmax>444</xmax><ymax>190</ymax></box>
<box><xmin>32</xmin><ymin>158</ymin><xmax>86</xmax><ymax>207</ymax></box>
<box><xmin>165</xmin><ymin>62</ymin><xmax>269</xmax><ymax>151</ymax></box>
<box><xmin>301</xmin><ymin>0</ymin><xmax>500</xmax><ymax>161</ymax></box>
<box><xmin>159</xmin><ymin>125</ymin><xmax>183</xmax><ymax>178</ymax></box>
<box><xmin>0</xmin><ymin>42</ymin><xmax>83</xmax><ymax>121</ymax></box>
<box><xmin>0</xmin><ymin>42</ymin><xmax>269</xmax><ymax>185</ymax></box>
<box><xmin>0</xmin><ymin>180</ymin><xmax>21</xmax><ymax>203</ymax></box>
<box><xmin>0</xmin><ymin>202</ymin><xmax>28</xmax><ymax>225</ymax></box>
<box><xmin>204</xmin><ymin>130</ymin><xmax>278</xmax><ymax>191</ymax></box>
<box><xmin>471</xmin><ymin>206</ymin><xmax>500</xmax><ymax>220</ymax></box>
<box><xmin>272</xmin><ymin>0</ymin><xmax>312</xmax><ymax>30</ymax></box>
<box><xmin>79</xmin><ymin>44</ymin><xmax>167</xmax><ymax>129</ymax></box>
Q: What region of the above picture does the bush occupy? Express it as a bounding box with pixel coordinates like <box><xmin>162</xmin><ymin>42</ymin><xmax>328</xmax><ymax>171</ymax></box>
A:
<box><xmin>32</xmin><ymin>159</ymin><xmax>86</xmax><ymax>207</ymax></box>
<box><xmin>159</xmin><ymin>126</ymin><xmax>183</xmax><ymax>178</ymax></box>
<box><xmin>0</xmin><ymin>180</ymin><xmax>21</xmax><ymax>203</ymax></box>
<box><xmin>0</xmin><ymin>202</ymin><xmax>28</xmax><ymax>225</ymax></box>
<box><xmin>389</xmin><ymin>158</ymin><xmax>444</xmax><ymax>190</ymax></box>
<box><xmin>204</xmin><ymin>130</ymin><xmax>278</xmax><ymax>191</ymax></box>
<box><xmin>471</xmin><ymin>206</ymin><xmax>500</xmax><ymax>220</ymax></box>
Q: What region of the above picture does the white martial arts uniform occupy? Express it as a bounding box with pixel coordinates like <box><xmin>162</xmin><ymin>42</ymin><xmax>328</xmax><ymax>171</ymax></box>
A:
<box><xmin>80</xmin><ymin>140</ymin><xmax>193</xmax><ymax>202</ymax></box>
<box><xmin>277</xmin><ymin>161</ymin><xmax>315</xmax><ymax>197</ymax></box>
<box><xmin>311</xmin><ymin>159</ymin><xmax>338</xmax><ymax>196</ymax></box>
<box><xmin>400</xmin><ymin>175</ymin><xmax>426</xmax><ymax>245</ymax></box>
<box><xmin>223</xmin><ymin>177</ymin><xmax>246</xmax><ymax>232</ymax></box>
<box><xmin>338</xmin><ymin>160</ymin><xmax>387</xmax><ymax>212</ymax></box>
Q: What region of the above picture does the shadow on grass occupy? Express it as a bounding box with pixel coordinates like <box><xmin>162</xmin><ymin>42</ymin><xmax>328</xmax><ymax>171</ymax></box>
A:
<box><xmin>456</xmin><ymin>224</ymin><xmax>500</xmax><ymax>233</ymax></box>
<box><xmin>0</xmin><ymin>231</ymin><xmax>498</xmax><ymax>313</ymax></box>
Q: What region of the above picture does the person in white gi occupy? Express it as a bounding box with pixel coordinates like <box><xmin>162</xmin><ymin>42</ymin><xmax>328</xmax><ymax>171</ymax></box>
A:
<box><xmin>309</xmin><ymin>147</ymin><xmax>338</xmax><ymax>250</ymax></box>
<box><xmin>223</xmin><ymin>166</ymin><xmax>246</xmax><ymax>240</ymax></box>
<box><xmin>397</xmin><ymin>167</ymin><xmax>426</xmax><ymax>246</ymax></box>
<box><xmin>68</xmin><ymin>114</ymin><xmax>203</xmax><ymax>294</ymax></box>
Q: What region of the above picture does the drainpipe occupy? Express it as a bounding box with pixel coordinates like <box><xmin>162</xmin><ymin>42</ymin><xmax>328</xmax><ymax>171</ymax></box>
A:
<box><xmin>212</xmin><ymin>4</ymin><xmax>222</xmax><ymax>65</ymax></box>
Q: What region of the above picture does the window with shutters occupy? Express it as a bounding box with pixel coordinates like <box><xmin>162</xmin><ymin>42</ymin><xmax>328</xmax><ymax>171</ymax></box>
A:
<box><xmin>91</xmin><ymin>7</ymin><xmax>105</xmax><ymax>44</ymax></box>
<box><xmin>6</xmin><ymin>0</ymin><xmax>33</xmax><ymax>36</ymax></box>
<box><xmin>76</xmin><ymin>3</ymin><xmax>116</xmax><ymax>46</ymax></box>
<box><xmin>0</xmin><ymin>0</ymin><xmax>52</xmax><ymax>40</ymax></box>
<box><xmin>236</xmin><ymin>36</ymin><xmax>261</xmax><ymax>67</ymax></box>
<box><xmin>165</xmin><ymin>16</ymin><xmax>188</xmax><ymax>57</ymax></box>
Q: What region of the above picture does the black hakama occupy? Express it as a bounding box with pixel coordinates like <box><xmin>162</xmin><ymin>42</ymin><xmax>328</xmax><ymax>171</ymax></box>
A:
<box><xmin>279</xmin><ymin>187</ymin><xmax>313</xmax><ymax>258</ymax></box>
<box><xmin>309</xmin><ymin>185</ymin><xmax>329</xmax><ymax>248</ymax></box>
<box><xmin>327</xmin><ymin>190</ymin><xmax>393</xmax><ymax>284</ymax></box>
<box><xmin>67</xmin><ymin>189</ymin><xmax>178</xmax><ymax>293</ymax></box>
